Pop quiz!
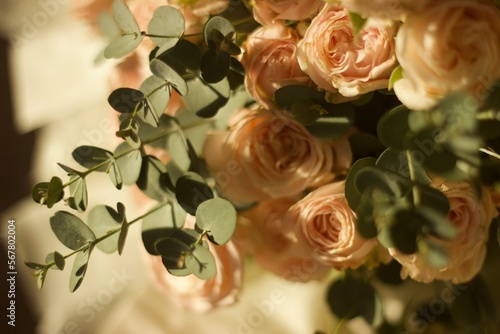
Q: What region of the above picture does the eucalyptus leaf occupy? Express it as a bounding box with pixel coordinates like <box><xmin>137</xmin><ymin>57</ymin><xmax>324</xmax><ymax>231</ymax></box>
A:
<box><xmin>376</xmin><ymin>148</ymin><xmax>431</xmax><ymax>186</ymax></box>
<box><xmin>355</xmin><ymin>166</ymin><xmax>402</xmax><ymax>198</ymax></box>
<box><xmin>88</xmin><ymin>205</ymin><xmax>122</xmax><ymax>254</ymax></box>
<box><xmin>203</xmin><ymin>16</ymin><xmax>235</xmax><ymax>47</ymax></box>
<box><xmin>36</xmin><ymin>269</ymin><xmax>48</xmax><ymax>290</ymax></box>
<box><xmin>112</xmin><ymin>0</ymin><xmax>140</xmax><ymax>34</ymax></box>
<box><xmin>32</xmin><ymin>182</ymin><xmax>49</xmax><ymax>205</ymax></box>
<box><xmin>114</xmin><ymin>142</ymin><xmax>142</xmax><ymax>185</ymax></box>
<box><xmin>50</xmin><ymin>211</ymin><xmax>96</xmax><ymax>250</ymax></box>
<box><xmin>354</xmin><ymin>190</ymin><xmax>378</xmax><ymax>239</ymax></box>
<box><xmin>142</xmin><ymin>203</ymin><xmax>180</xmax><ymax>255</ymax></box>
<box><xmin>108</xmin><ymin>88</ymin><xmax>145</xmax><ymax>114</ymax></box>
<box><xmin>117</xmin><ymin>203</ymin><xmax>128</xmax><ymax>255</ymax></box>
<box><xmin>140</xmin><ymin>76</ymin><xmax>171</xmax><ymax>126</ymax></box>
<box><xmin>147</xmin><ymin>6</ymin><xmax>184</xmax><ymax>53</ymax></box>
<box><xmin>201</xmin><ymin>49</ymin><xmax>230</xmax><ymax>83</ymax></box>
<box><xmin>345</xmin><ymin>157</ymin><xmax>376</xmax><ymax>210</ymax></box>
<box><xmin>46</xmin><ymin>176</ymin><xmax>65</xmax><ymax>208</ymax></box>
<box><xmin>274</xmin><ymin>85</ymin><xmax>325</xmax><ymax>110</ymax></box>
<box><xmin>306</xmin><ymin>111</ymin><xmax>355</xmax><ymax>140</ymax></box>
<box><xmin>150</xmin><ymin>58</ymin><xmax>188</xmax><ymax>96</ymax></box>
<box><xmin>417</xmin><ymin>238</ymin><xmax>449</xmax><ymax>269</ymax></box>
<box><xmin>72</xmin><ymin>146</ymin><xmax>113</xmax><ymax>172</ymax></box>
<box><xmin>136</xmin><ymin>155</ymin><xmax>172</xmax><ymax>201</ymax></box>
<box><xmin>327</xmin><ymin>276</ymin><xmax>377</xmax><ymax>323</ymax></box>
<box><xmin>137</xmin><ymin>114</ymin><xmax>177</xmax><ymax>148</ymax></box>
<box><xmin>107</xmin><ymin>156</ymin><xmax>123</xmax><ymax>190</ymax></box>
<box><xmin>185</xmin><ymin>244</ymin><xmax>216</xmax><ymax>279</ymax></box>
<box><xmin>69</xmin><ymin>246</ymin><xmax>92</xmax><ymax>292</ymax></box>
<box><xmin>104</xmin><ymin>33</ymin><xmax>144</xmax><ymax>59</ymax></box>
<box><xmin>155</xmin><ymin>237</ymin><xmax>191</xmax><ymax>268</ymax></box>
<box><xmin>377</xmin><ymin>105</ymin><xmax>411</xmax><ymax>150</ymax></box>
<box><xmin>116</xmin><ymin>117</ymin><xmax>141</xmax><ymax>148</ymax></box>
<box><xmin>183</xmin><ymin>77</ymin><xmax>230</xmax><ymax>118</ymax></box>
<box><xmin>196</xmin><ymin>198</ymin><xmax>236</xmax><ymax>245</ymax></box>
<box><xmin>68</xmin><ymin>175</ymin><xmax>88</xmax><ymax>212</ymax></box>
<box><xmin>387</xmin><ymin>207</ymin><xmax>421</xmax><ymax>254</ymax></box>
<box><xmin>57</xmin><ymin>163</ymin><xmax>83</xmax><ymax>177</ymax></box>
<box><xmin>175</xmin><ymin>172</ymin><xmax>214</xmax><ymax>215</ymax></box>
<box><xmin>46</xmin><ymin>251</ymin><xmax>65</xmax><ymax>271</ymax></box>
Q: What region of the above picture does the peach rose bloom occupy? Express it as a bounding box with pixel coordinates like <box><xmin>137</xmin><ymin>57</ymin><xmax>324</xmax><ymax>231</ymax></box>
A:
<box><xmin>282</xmin><ymin>181</ymin><xmax>378</xmax><ymax>269</ymax></box>
<box><xmin>252</xmin><ymin>0</ymin><xmax>324</xmax><ymax>25</ymax></box>
<box><xmin>390</xmin><ymin>180</ymin><xmax>499</xmax><ymax>284</ymax></box>
<box><xmin>234</xmin><ymin>197</ymin><xmax>330</xmax><ymax>281</ymax></box>
<box><xmin>297</xmin><ymin>4</ymin><xmax>397</xmax><ymax>102</ymax></box>
<box><xmin>242</xmin><ymin>24</ymin><xmax>312</xmax><ymax>109</ymax></box>
<box><xmin>203</xmin><ymin>107</ymin><xmax>334</xmax><ymax>204</ymax></box>
<box><xmin>393</xmin><ymin>0</ymin><xmax>500</xmax><ymax>110</ymax></box>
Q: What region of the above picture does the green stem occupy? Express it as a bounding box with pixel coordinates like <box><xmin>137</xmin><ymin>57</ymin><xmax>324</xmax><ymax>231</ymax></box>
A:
<box><xmin>143</xmin><ymin>32</ymin><xmax>203</xmax><ymax>39</ymax></box>
<box><xmin>406</xmin><ymin>150</ymin><xmax>421</xmax><ymax>206</ymax></box>
<box><xmin>480</xmin><ymin>147</ymin><xmax>500</xmax><ymax>160</ymax></box>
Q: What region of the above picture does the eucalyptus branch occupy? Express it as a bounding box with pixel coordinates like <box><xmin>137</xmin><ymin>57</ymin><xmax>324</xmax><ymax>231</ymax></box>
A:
<box><xmin>406</xmin><ymin>150</ymin><xmax>421</xmax><ymax>206</ymax></box>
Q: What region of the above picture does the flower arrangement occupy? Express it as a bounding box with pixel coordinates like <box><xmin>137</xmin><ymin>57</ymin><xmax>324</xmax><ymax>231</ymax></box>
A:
<box><xmin>27</xmin><ymin>0</ymin><xmax>500</xmax><ymax>332</ymax></box>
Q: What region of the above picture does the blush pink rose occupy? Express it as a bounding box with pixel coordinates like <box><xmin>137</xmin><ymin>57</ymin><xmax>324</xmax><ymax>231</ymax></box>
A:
<box><xmin>252</xmin><ymin>0</ymin><xmax>324</xmax><ymax>26</ymax></box>
<box><xmin>234</xmin><ymin>197</ymin><xmax>330</xmax><ymax>281</ymax></box>
<box><xmin>203</xmin><ymin>107</ymin><xmax>334</xmax><ymax>204</ymax></box>
<box><xmin>242</xmin><ymin>24</ymin><xmax>312</xmax><ymax>109</ymax></box>
<box><xmin>282</xmin><ymin>181</ymin><xmax>379</xmax><ymax>269</ymax></box>
<box><xmin>390</xmin><ymin>180</ymin><xmax>499</xmax><ymax>284</ymax></box>
<box><xmin>297</xmin><ymin>4</ymin><xmax>397</xmax><ymax>102</ymax></box>
<box><xmin>393</xmin><ymin>0</ymin><xmax>500</xmax><ymax>110</ymax></box>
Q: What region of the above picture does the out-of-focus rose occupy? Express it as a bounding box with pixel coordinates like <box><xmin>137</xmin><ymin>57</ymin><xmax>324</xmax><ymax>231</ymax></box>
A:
<box><xmin>297</xmin><ymin>4</ymin><xmax>397</xmax><ymax>102</ymax></box>
<box><xmin>203</xmin><ymin>107</ymin><xmax>334</xmax><ymax>204</ymax></box>
<box><xmin>340</xmin><ymin>0</ymin><xmax>431</xmax><ymax>20</ymax></box>
<box><xmin>282</xmin><ymin>181</ymin><xmax>379</xmax><ymax>269</ymax></box>
<box><xmin>252</xmin><ymin>0</ymin><xmax>324</xmax><ymax>26</ymax></box>
<box><xmin>393</xmin><ymin>0</ymin><xmax>500</xmax><ymax>110</ymax></box>
<box><xmin>390</xmin><ymin>180</ymin><xmax>499</xmax><ymax>284</ymax></box>
<box><xmin>150</xmin><ymin>217</ymin><xmax>242</xmax><ymax>312</ymax></box>
<box><xmin>234</xmin><ymin>197</ymin><xmax>330</xmax><ymax>281</ymax></box>
<box><xmin>242</xmin><ymin>24</ymin><xmax>312</xmax><ymax>109</ymax></box>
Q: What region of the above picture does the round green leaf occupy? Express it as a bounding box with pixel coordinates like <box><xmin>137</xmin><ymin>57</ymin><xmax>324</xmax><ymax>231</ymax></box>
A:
<box><xmin>345</xmin><ymin>157</ymin><xmax>376</xmax><ymax>210</ymax></box>
<box><xmin>46</xmin><ymin>176</ymin><xmax>65</xmax><ymax>208</ymax></box>
<box><xmin>203</xmin><ymin>16</ymin><xmax>235</xmax><ymax>47</ymax></box>
<box><xmin>108</xmin><ymin>87</ymin><xmax>144</xmax><ymax>114</ymax></box>
<box><xmin>114</xmin><ymin>142</ymin><xmax>142</xmax><ymax>185</ymax></box>
<box><xmin>147</xmin><ymin>6</ymin><xmax>184</xmax><ymax>54</ymax></box>
<box><xmin>32</xmin><ymin>182</ymin><xmax>49</xmax><ymax>205</ymax></box>
<box><xmin>183</xmin><ymin>77</ymin><xmax>230</xmax><ymax>118</ymax></box>
<box><xmin>150</xmin><ymin>58</ymin><xmax>188</xmax><ymax>96</ymax></box>
<box><xmin>112</xmin><ymin>0</ymin><xmax>140</xmax><ymax>33</ymax></box>
<box><xmin>68</xmin><ymin>175</ymin><xmax>88</xmax><ymax>212</ymax></box>
<box><xmin>175</xmin><ymin>172</ymin><xmax>214</xmax><ymax>215</ymax></box>
<box><xmin>327</xmin><ymin>276</ymin><xmax>377</xmax><ymax>323</ymax></box>
<box><xmin>50</xmin><ymin>211</ymin><xmax>96</xmax><ymax>250</ymax></box>
<box><xmin>388</xmin><ymin>207</ymin><xmax>421</xmax><ymax>254</ymax></box>
<box><xmin>155</xmin><ymin>237</ymin><xmax>191</xmax><ymax>269</ymax></box>
<box><xmin>355</xmin><ymin>166</ymin><xmax>402</xmax><ymax>198</ymax></box>
<box><xmin>140</xmin><ymin>76</ymin><xmax>171</xmax><ymax>126</ymax></box>
<box><xmin>142</xmin><ymin>203</ymin><xmax>184</xmax><ymax>255</ymax></box>
<box><xmin>136</xmin><ymin>155</ymin><xmax>172</xmax><ymax>201</ymax></box>
<box><xmin>201</xmin><ymin>49</ymin><xmax>230</xmax><ymax>83</ymax></box>
<box><xmin>196</xmin><ymin>198</ymin><xmax>236</xmax><ymax>245</ymax></box>
<box><xmin>88</xmin><ymin>205</ymin><xmax>122</xmax><ymax>254</ymax></box>
<box><xmin>46</xmin><ymin>251</ymin><xmax>65</xmax><ymax>271</ymax></box>
<box><xmin>185</xmin><ymin>244</ymin><xmax>216</xmax><ymax>279</ymax></box>
<box><xmin>104</xmin><ymin>33</ymin><xmax>144</xmax><ymax>59</ymax></box>
<box><xmin>72</xmin><ymin>146</ymin><xmax>113</xmax><ymax>172</ymax></box>
<box><xmin>376</xmin><ymin>105</ymin><xmax>411</xmax><ymax>150</ymax></box>
<box><xmin>305</xmin><ymin>111</ymin><xmax>355</xmax><ymax>140</ymax></box>
<box><xmin>70</xmin><ymin>247</ymin><xmax>92</xmax><ymax>292</ymax></box>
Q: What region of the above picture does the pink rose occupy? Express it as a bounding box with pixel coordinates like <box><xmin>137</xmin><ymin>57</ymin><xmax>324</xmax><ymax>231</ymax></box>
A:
<box><xmin>252</xmin><ymin>0</ymin><xmax>324</xmax><ymax>26</ymax></box>
<box><xmin>282</xmin><ymin>181</ymin><xmax>379</xmax><ymax>269</ymax></box>
<box><xmin>203</xmin><ymin>107</ymin><xmax>334</xmax><ymax>204</ymax></box>
<box><xmin>393</xmin><ymin>0</ymin><xmax>500</xmax><ymax>110</ymax></box>
<box><xmin>242</xmin><ymin>24</ymin><xmax>312</xmax><ymax>109</ymax></box>
<box><xmin>234</xmin><ymin>197</ymin><xmax>330</xmax><ymax>281</ymax></box>
<box><xmin>297</xmin><ymin>4</ymin><xmax>397</xmax><ymax>102</ymax></box>
<box><xmin>390</xmin><ymin>180</ymin><xmax>499</xmax><ymax>284</ymax></box>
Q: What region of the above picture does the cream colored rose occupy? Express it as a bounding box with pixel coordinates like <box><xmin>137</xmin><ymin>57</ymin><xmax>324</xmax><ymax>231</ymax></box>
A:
<box><xmin>242</xmin><ymin>24</ymin><xmax>312</xmax><ymax>109</ymax></box>
<box><xmin>150</xmin><ymin>240</ymin><xmax>242</xmax><ymax>312</ymax></box>
<box><xmin>234</xmin><ymin>197</ymin><xmax>330</xmax><ymax>281</ymax></box>
<box><xmin>252</xmin><ymin>0</ymin><xmax>324</xmax><ymax>25</ymax></box>
<box><xmin>203</xmin><ymin>107</ymin><xmax>334</xmax><ymax>204</ymax></box>
<box><xmin>297</xmin><ymin>4</ymin><xmax>397</xmax><ymax>102</ymax></box>
<box><xmin>390</xmin><ymin>180</ymin><xmax>499</xmax><ymax>284</ymax></box>
<box><xmin>393</xmin><ymin>0</ymin><xmax>500</xmax><ymax>110</ymax></box>
<box><xmin>282</xmin><ymin>181</ymin><xmax>379</xmax><ymax>269</ymax></box>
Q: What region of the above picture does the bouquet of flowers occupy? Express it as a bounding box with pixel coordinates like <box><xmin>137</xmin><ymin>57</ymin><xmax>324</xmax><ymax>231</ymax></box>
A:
<box><xmin>28</xmin><ymin>0</ymin><xmax>500</xmax><ymax>332</ymax></box>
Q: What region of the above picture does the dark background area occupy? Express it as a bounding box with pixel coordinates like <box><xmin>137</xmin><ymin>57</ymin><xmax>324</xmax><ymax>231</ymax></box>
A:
<box><xmin>0</xmin><ymin>36</ymin><xmax>38</xmax><ymax>333</ymax></box>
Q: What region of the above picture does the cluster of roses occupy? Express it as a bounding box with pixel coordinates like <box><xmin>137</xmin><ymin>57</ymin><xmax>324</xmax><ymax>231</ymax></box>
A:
<box><xmin>76</xmin><ymin>0</ymin><xmax>500</xmax><ymax>312</ymax></box>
